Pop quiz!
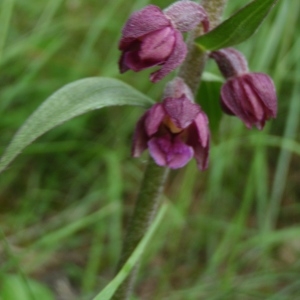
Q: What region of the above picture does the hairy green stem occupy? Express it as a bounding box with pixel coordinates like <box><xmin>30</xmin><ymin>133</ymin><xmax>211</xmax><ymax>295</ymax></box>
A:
<box><xmin>112</xmin><ymin>159</ymin><xmax>169</xmax><ymax>300</ymax></box>
<box><xmin>112</xmin><ymin>0</ymin><xmax>228</xmax><ymax>299</ymax></box>
<box><xmin>178</xmin><ymin>0</ymin><xmax>227</xmax><ymax>94</ymax></box>
<box><xmin>201</xmin><ymin>0</ymin><xmax>227</xmax><ymax>29</ymax></box>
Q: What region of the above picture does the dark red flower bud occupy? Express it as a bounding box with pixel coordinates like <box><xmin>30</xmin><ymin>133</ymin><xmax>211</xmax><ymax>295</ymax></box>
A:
<box><xmin>210</xmin><ymin>48</ymin><xmax>277</xmax><ymax>129</ymax></box>
<box><xmin>119</xmin><ymin>3</ymin><xmax>209</xmax><ymax>83</ymax></box>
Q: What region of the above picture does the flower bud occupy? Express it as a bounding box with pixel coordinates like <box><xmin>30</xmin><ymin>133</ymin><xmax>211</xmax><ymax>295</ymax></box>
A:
<box><xmin>119</xmin><ymin>3</ymin><xmax>209</xmax><ymax>83</ymax></box>
<box><xmin>210</xmin><ymin>48</ymin><xmax>277</xmax><ymax>129</ymax></box>
<box><xmin>132</xmin><ymin>78</ymin><xmax>210</xmax><ymax>170</ymax></box>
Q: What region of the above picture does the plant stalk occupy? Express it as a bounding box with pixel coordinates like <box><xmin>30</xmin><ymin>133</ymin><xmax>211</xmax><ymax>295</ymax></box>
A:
<box><xmin>112</xmin><ymin>159</ymin><xmax>169</xmax><ymax>300</ymax></box>
<box><xmin>112</xmin><ymin>0</ymin><xmax>228</xmax><ymax>299</ymax></box>
<box><xmin>178</xmin><ymin>0</ymin><xmax>227</xmax><ymax>94</ymax></box>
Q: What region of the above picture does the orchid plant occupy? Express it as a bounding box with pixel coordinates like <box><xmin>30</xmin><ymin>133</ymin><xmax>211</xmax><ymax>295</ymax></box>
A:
<box><xmin>0</xmin><ymin>0</ymin><xmax>279</xmax><ymax>299</ymax></box>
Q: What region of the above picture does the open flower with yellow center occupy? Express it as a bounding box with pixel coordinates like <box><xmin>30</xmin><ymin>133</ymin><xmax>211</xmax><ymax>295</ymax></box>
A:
<box><xmin>132</xmin><ymin>78</ymin><xmax>210</xmax><ymax>170</ymax></box>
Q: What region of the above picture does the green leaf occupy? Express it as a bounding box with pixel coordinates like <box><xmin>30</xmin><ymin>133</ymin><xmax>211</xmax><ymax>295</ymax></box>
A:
<box><xmin>202</xmin><ymin>71</ymin><xmax>224</xmax><ymax>83</ymax></box>
<box><xmin>0</xmin><ymin>77</ymin><xmax>153</xmax><ymax>173</ymax></box>
<box><xmin>0</xmin><ymin>275</ymin><xmax>55</xmax><ymax>300</ymax></box>
<box><xmin>196</xmin><ymin>0</ymin><xmax>278</xmax><ymax>50</ymax></box>
<box><xmin>197</xmin><ymin>81</ymin><xmax>223</xmax><ymax>137</ymax></box>
<box><xmin>92</xmin><ymin>202</ymin><xmax>168</xmax><ymax>300</ymax></box>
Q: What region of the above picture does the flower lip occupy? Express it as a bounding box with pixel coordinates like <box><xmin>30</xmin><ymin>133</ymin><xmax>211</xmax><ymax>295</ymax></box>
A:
<box><xmin>148</xmin><ymin>135</ymin><xmax>194</xmax><ymax>169</ymax></box>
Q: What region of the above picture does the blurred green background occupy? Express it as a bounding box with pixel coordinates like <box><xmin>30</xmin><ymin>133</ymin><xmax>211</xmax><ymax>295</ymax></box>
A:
<box><xmin>1</xmin><ymin>0</ymin><xmax>300</xmax><ymax>299</ymax></box>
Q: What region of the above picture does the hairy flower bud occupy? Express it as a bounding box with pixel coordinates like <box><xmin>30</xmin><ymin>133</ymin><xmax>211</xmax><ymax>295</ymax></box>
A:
<box><xmin>119</xmin><ymin>3</ymin><xmax>209</xmax><ymax>83</ymax></box>
<box><xmin>210</xmin><ymin>48</ymin><xmax>277</xmax><ymax>129</ymax></box>
<box><xmin>132</xmin><ymin>78</ymin><xmax>210</xmax><ymax>170</ymax></box>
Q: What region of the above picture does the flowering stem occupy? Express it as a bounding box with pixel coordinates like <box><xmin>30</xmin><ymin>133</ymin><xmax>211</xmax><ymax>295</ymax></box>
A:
<box><xmin>201</xmin><ymin>0</ymin><xmax>227</xmax><ymax>29</ymax></box>
<box><xmin>178</xmin><ymin>0</ymin><xmax>227</xmax><ymax>94</ymax></box>
<box><xmin>113</xmin><ymin>1</ymin><xmax>228</xmax><ymax>299</ymax></box>
<box><xmin>112</xmin><ymin>159</ymin><xmax>169</xmax><ymax>300</ymax></box>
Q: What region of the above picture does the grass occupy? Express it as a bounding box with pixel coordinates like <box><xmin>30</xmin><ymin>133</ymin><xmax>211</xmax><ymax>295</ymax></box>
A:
<box><xmin>1</xmin><ymin>0</ymin><xmax>300</xmax><ymax>299</ymax></box>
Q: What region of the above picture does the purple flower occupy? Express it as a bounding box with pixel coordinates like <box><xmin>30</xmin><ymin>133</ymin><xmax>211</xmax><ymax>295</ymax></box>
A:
<box><xmin>132</xmin><ymin>78</ymin><xmax>210</xmax><ymax>170</ymax></box>
<box><xmin>210</xmin><ymin>48</ymin><xmax>277</xmax><ymax>129</ymax></box>
<box><xmin>119</xmin><ymin>2</ymin><xmax>209</xmax><ymax>83</ymax></box>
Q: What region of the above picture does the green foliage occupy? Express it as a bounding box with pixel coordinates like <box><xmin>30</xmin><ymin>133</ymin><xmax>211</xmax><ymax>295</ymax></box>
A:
<box><xmin>0</xmin><ymin>275</ymin><xmax>55</xmax><ymax>300</ymax></box>
<box><xmin>0</xmin><ymin>78</ymin><xmax>153</xmax><ymax>173</ymax></box>
<box><xmin>197</xmin><ymin>81</ymin><xmax>223</xmax><ymax>137</ymax></box>
<box><xmin>1</xmin><ymin>0</ymin><xmax>300</xmax><ymax>299</ymax></box>
<box><xmin>196</xmin><ymin>0</ymin><xmax>278</xmax><ymax>50</ymax></box>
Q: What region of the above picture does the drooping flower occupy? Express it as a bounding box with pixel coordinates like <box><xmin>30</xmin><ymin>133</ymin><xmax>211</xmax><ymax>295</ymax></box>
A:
<box><xmin>119</xmin><ymin>2</ymin><xmax>209</xmax><ymax>83</ymax></box>
<box><xmin>210</xmin><ymin>48</ymin><xmax>277</xmax><ymax>129</ymax></box>
<box><xmin>132</xmin><ymin>78</ymin><xmax>210</xmax><ymax>170</ymax></box>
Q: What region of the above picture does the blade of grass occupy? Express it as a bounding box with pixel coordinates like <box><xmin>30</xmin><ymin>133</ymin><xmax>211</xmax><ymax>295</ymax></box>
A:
<box><xmin>0</xmin><ymin>0</ymin><xmax>15</xmax><ymax>63</ymax></box>
<box><xmin>254</xmin><ymin>133</ymin><xmax>269</xmax><ymax>230</ymax></box>
<box><xmin>32</xmin><ymin>0</ymin><xmax>64</xmax><ymax>36</ymax></box>
<box><xmin>265</xmin><ymin>59</ymin><xmax>300</xmax><ymax>231</ymax></box>
<box><xmin>105</xmin><ymin>152</ymin><xmax>123</xmax><ymax>264</ymax></box>
<box><xmin>6</xmin><ymin>190</ymin><xmax>104</xmax><ymax>244</ymax></box>
<box><xmin>0</xmin><ymin>228</ymin><xmax>37</xmax><ymax>300</ymax></box>
<box><xmin>204</xmin><ymin>121</ymin><xmax>244</xmax><ymax>260</ymax></box>
<box><xmin>73</xmin><ymin>0</ymin><xmax>124</xmax><ymax>77</ymax></box>
<box><xmin>81</xmin><ymin>221</ymin><xmax>105</xmax><ymax>294</ymax></box>
<box><xmin>205</xmin><ymin>158</ymin><xmax>255</xmax><ymax>275</ymax></box>
<box><xmin>253</xmin><ymin>0</ymin><xmax>288</xmax><ymax>70</ymax></box>
<box><xmin>1</xmin><ymin>38</ymin><xmax>67</xmax><ymax>110</ymax></box>
<box><xmin>31</xmin><ymin>204</ymin><xmax>117</xmax><ymax>250</ymax></box>
<box><xmin>99</xmin><ymin>0</ymin><xmax>150</xmax><ymax>77</ymax></box>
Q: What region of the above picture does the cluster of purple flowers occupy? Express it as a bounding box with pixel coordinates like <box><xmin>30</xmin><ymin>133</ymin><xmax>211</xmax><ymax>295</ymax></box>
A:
<box><xmin>118</xmin><ymin>1</ymin><xmax>277</xmax><ymax>170</ymax></box>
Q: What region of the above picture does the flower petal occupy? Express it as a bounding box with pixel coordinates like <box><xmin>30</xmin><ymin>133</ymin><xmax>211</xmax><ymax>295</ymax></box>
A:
<box><xmin>132</xmin><ymin>111</ymin><xmax>150</xmax><ymax>157</ymax></box>
<box><xmin>139</xmin><ymin>27</ymin><xmax>175</xmax><ymax>62</ymax></box>
<box><xmin>148</xmin><ymin>135</ymin><xmax>194</xmax><ymax>169</ymax></box>
<box><xmin>145</xmin><ymin>103</ymin><xmax>165</xmax><ymax>136</ymax></box>
<box><xmin>163</xmin><ymin>96</ymin><xmax>200</xmax><ymax>129</ymax></box>
<box><xmin>221</xmin><ymin>73</ymin><xmax>277</xmax><ymax>130</ymax></box>
<box><xmin>221</xmin><ymin>78</ymin><xmax>254</xmax><ymax>128</ymax></box>
<box><xmin>150</xmin><ymin>30</ymin><xmax>187</xmax><ymax>82</ymax></box>
<box><xmin>163</xmin><ymin>77</ymin><xmax>194</xmax><ymax>101</ymax></box>
<box><xmin>210</xmin><ymin>48</ymin><xmax>249</xmax><ymax>78</ymax></box>
<box><xmin>119</xmin><ymin>5</ymin><xmax>170</xmax><ymax>50</ymax></box>
<box><xmin>244</xmin><ymin>73</ymin><xmax>277</xmax><ymax>118</ymax></box>
<box><xmin>164</xmin><ymin>0</ymin><xmax>209</xmax><ymax>32</ymax></box>
<box><xmin>187</xmin><ymin>112</ymin><xmax>210</xmax><ymax>170</ymax></box>
<box><xmin>193</xmin><ymin>112</ymin><xmax>209</xmax><ymax>148</ymax></box>
<box><xmin>121</xmin><ymin>47</ymin><xmax>160</xmax><ymax>72</ymax></box>
<box><xmin>119</xmin><ymin>51</ymin><xmax>131</xmax><ymax>73</ymax></box>
<box><xmin>240</xmin><ymin>77</ymin><xmax>265</xmax><ymax>128</ymax></box>
<box><xmin>193</xmin><ymin>139</ymin><xmax>209</xmax><ymax>170</ymax></box>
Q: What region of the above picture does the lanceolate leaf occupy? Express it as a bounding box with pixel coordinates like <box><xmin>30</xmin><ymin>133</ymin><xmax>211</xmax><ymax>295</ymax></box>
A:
<box><xmin>0</xmin><ymin>77</ymin><xmax>153</xmax><ymax>173</ymax></box>
<box><xmin>197</xmin><ymin>81</ymin><xmax>223</xmax><ymax>137</ymax></box>
<box><xmin>196</xmin><ymin>0</ymin><xmax>278</xmax><ymax>50</ymax></box>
